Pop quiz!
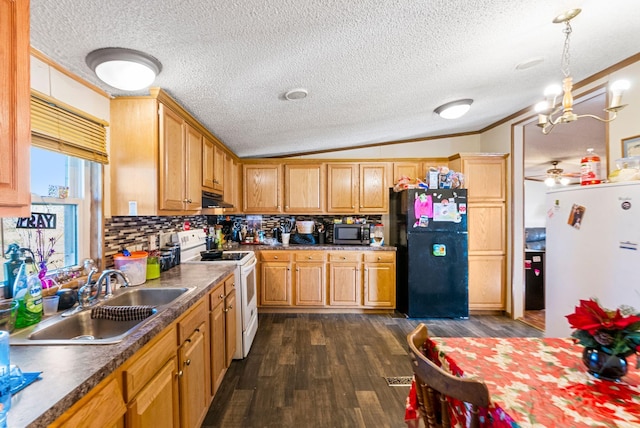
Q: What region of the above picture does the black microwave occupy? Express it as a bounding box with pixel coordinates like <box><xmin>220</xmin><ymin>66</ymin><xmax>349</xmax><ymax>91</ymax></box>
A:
<box><xmin>333</xmin><ymin>224</ymin><xmax>370</xmax><ymax>245</ymax></box>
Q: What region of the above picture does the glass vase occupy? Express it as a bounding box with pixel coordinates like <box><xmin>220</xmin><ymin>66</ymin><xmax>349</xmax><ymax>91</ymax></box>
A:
<box><xmin>582</xmin><ymin>347</ymin><xmax>628</xmax><ymax>382</ymax></box>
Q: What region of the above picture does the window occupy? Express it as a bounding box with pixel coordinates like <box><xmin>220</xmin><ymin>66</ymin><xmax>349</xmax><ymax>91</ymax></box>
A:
<box><xmin>1</xmin><ymin>147</ymin><xmax>95</xmax><ymax>282</ymax></box>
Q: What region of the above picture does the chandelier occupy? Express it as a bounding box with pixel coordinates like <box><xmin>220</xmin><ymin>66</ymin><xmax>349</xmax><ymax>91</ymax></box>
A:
<box><xmin>535</xmin><ymin>9</ymin><xmax>629</xmax><ymax>135</ymax></box>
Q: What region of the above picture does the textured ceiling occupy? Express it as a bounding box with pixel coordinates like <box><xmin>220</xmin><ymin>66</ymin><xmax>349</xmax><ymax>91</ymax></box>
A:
<box><xmin>30</xmin><ymin>0</ymin><xmax>640</xmax><ymax>160</ymax></box>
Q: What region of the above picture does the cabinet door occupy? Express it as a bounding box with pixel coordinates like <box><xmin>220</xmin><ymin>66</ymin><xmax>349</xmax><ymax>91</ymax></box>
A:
<box><xmin>0</xmin><ymin>0</ymin><xmax>30</xmax><ymax>216</ymax></box>
<box><xmin>127</xmin><ymin>357</ymin><xmax>179</xmax><ymax>428</ymax></box>
<box><xmin>359</xmin><ymin>163</ymin><xmax>388</xmax><ymax>212</ymax></box>
<box><xmin>202</xmin><ymin>137</ymin><xmax>215</xmax><ymax>190</ymax></box>
<box><xmin>328</xmin><ymin>262</ymin><xmax>361</xmax><ymax>306</ymax></box>
<box><xmin>54</xmin><ymin>377</ymin><xmax>126</xmax><ymax>428</ymax></box>
<box><xmin>210</xmin><ymin>296</ymin><xmax>226</xmax><ymax>395</ymax></box>
<box><xmin>284</xmin><ymin>164</ymin><xmax>325</xmax><ymax>213</ymax></box>
<box><xmin>243</xmin><ymin>164</ymin><xmax>282</xmax><ymax>213</ymax></box>
<box><xmin>159</xmin><ymin>104</ymin><xmax>186</xmax><ymax>211</ymax></box>
<box><xmin>224</xmin><ymin>288</ymin><xmax>237</xmax><ymax>366</ymax></box>
<box><xmin>363</xmin><ymin>262</ymin><xmax>395</xmax><ymax>308</ymax></box>
<box><xmin>260</xmin><ymin>261</ymin><xmax>291</xmax><ymax>305</ymax></box>
<box><xmin>393</xmin><ymin>162</ymin><xmax>423</xmax><ymax>184</ymax></box>
<box><xmin>327</xmin><ymin>163</ymin><xmax>358</xmax><ymax>213</ymax></box>
<box><xmin>179</xmin><ymin>324</ymin><xmax>208</xmax><ymax>428</ymax></box>
<box><xmin>213</xmin><ymin>145</ymin><xmax>225</xmax><ymax>193</ymax></box>
<box><xmin>223</xmin><ymin>154</ymin><xmax>241</xmax><ymax>213</ymax></box>
<box><xmin>468</xmin><ymin>255</ymin><xmax>505</xmax><ymax>310</ymax></box>
<box><xmin>294</xmin><ymin>262</ymin><xmax>326</xmax><ymax>306</ymax></box>
<box><xmin>185</xmin><ymin>124</ymin><xmax>203</xmax><ymax>211</ymax></box>
<box><xmin>453</xmin><ymin>156</ymin><xmax>506</xmax><ymax>202</ymax></box>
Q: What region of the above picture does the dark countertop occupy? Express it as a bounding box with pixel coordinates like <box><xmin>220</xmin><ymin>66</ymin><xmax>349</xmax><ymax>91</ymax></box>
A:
<box><xmin>236</xmin><ymin>243</ymin><xmax>396</xmax><ymax>251</ymax></box>
<box><xmin>7</xmin><ymin>263</ymin><xmax>235</xmax><ymax>428</ymax></box>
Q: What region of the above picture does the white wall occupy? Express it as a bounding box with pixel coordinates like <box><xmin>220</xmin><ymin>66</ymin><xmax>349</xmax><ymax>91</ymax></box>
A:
<box><xmin>296</xmin><ymin>134</ymin><xmax>482</xmax><ymax>159</ymax></box>
<box><xmin>524</xmin><ymin>180</ymin><xmax>548</xmax><ymax>227</ymax></box>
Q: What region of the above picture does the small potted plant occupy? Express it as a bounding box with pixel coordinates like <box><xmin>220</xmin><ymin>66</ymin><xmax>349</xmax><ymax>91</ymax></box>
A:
<box><xmin>566</xmin><ymin>299</ymin><xmax>640</xmax><ymax>381</ymax></box>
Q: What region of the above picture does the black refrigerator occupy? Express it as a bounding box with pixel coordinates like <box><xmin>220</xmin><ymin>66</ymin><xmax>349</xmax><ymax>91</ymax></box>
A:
<box><xmin>389</xmin><ymin>188</ymin><xmax>469</xmax><ymax>318</ymax></box>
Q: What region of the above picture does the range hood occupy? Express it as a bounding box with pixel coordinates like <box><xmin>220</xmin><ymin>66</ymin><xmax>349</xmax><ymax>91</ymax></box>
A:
<box><xmin>202</xmin><ymin>191</ymin><xmax>234</xmax><ymax>212</ymax></box>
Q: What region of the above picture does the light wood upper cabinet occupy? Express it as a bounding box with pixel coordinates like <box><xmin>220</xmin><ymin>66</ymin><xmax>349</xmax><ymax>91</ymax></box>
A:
<box><xmin>203</xmin><ymin>139</ymin><xmax>224</xmax><ymax>194</ymax></box>
<box><xmin>449</xmin><ymin>154</ymin><xmax>507</xmax><ymax>202</ymax></box>
<box><xmin>327</xmin><ymin>163</ymin><xmax>358</xmax><ymax>213</ymax></box>
<box><xmin>359</xmin><ymin>163</ymin><xmax>388</xmax><ymax>212</ymax></box>
<box><xmin>111</xmin><ymin>91</ymin><xmax>205</xmax><ymax>215</ymax></box>
<box><xmin>223</xmin><ymin>153</ymin><xmax>241</xmax><ymax>213</ymax></box>
<box><xmin>0</xmin><ymin>0</ymin><xmax>30</xmax><ymax>217</ymax></box>
<box><xmin>284</xmin><ymin>164</ymin><xmax>325</xmax><ymax>213</ymax></box>
<box><xmin>202</xmin><ymin>137</ymin><xmax>215</xmax><ymax>190</ymax></box>
<box><xmin>243</xmin><ymin>164</ymin><xmax>282</xmax><ymax>213</ymax></box>
<box><xmin>393</xmin><ymin>162</ymin><xmax>423</xmax><ymax>184</ymax></box>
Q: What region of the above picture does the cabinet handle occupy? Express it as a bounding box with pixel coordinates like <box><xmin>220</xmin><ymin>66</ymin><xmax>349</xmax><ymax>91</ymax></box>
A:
<box><xmin>296</xmin><ymin>268</ymin><xmax>299</xmax><ymax>272</ymax></box>
<box><xmin>185</xmin><ymin>359</ymin><xmax>191</xmax><ymax>366</ymax></box>
<box><xmin>274</xmin><ymin>256</ymin><xmax>278</xmax><ymax>259</ymax></box>
<box><xmin>219</xmin><ymin>293</ymin><xmax>225</xmax><ymax>299</ymax></box>
<box><xmin>377</xmin><ymin>257</ymin><xmax>381</xmax><ymax>261</ymax></box>
<box><xmin>178</xmin><ymin>370</ymin><xmax>184</xmax><ymax>377</ymax></box>
<box><xmin>308</xmin><ymin>256</ymin><xmax>312</xmax><ymax>260</ymax></box>
<box><xmin>341</xmin><ymin>257</ymin><xmax>346</xmax><ymax>260</ymax></box>
<box><xmin>185</xmin><ymin>338</ymin><xmax>191</xmax><ymax>343</ymax></box>
<box><xmin>224</xmin><ymin>305</ymin><xmax>233</xmax><ymax>312</ymax></box>
<box><xmin>352</xmin><ymin>205</ymin><xmax>355</xmax><ymax>209</ymax></box>
<box><xmin>183</xmin><ymin>199</ymin><xmax>189</xmax><ymax>203</ymax></box>
<box><xmin>195</xmin><ymin>328</ymin><xmax>200</xmax><ymax>333</ymax></box>
<box><xmin>229</xmin><ymin>305</ymin><xmax>233</xmax><ymax>309</ymax></box>
<box><xmin>285</xmin><ymin>206</ymin><xmax>289</xmax><ymax>209</ymax></box>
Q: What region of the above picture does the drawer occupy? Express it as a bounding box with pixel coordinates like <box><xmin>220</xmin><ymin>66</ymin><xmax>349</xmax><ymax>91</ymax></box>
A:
<box><xmin>294</xmin><ymin>251</ymin><xmax>326</xmax><ymax>262</ymax></box>
<box><xmin>364</xmin><ymin>251</ymin><xmax>395</xmax><ymax>263</ymax></box>
<box><xmin>123</xmin><ymin>326</ymin><xmax>177</xmax><ymax>401</ymax></box>
<box><xmin>224</xmin><ymin>273</ymin><xmax>235</xmax><ymax>295</ymax></box>
<box><xmin>209</xmin><ymin>281</ymin><xmax>225</xmax><ymax>310</ymax></box>
<box><xmin>328</xmin><ymin>252</ymin><xmax>361</xmax><ymax>262</ymax></box>
<box><xmin>177</xmin><ymin>299</ymin><xmax>206</xmax><ymax>343</ymax></box>
<box><xmin>259</xmin><ymin>251</ymin><xmax>291</xmax><ymax>262</ymax></box>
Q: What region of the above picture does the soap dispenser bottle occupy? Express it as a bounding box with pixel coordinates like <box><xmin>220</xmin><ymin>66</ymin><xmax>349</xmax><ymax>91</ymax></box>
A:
<box><xmin>14</xmin><ymin>256</ymin><xmax>43</xmax><ymax>329</ymax></box>
<box><xmin>3</xmin><ymin>243</ymin><xmax>22</xmax><ymax>298</ymax></box>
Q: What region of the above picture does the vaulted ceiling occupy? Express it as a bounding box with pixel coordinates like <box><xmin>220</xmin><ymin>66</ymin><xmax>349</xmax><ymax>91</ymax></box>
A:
<box><xmin>30</xmin><ymin>0</ymin><xmax>640</xmax><ymax>159</ymax></box>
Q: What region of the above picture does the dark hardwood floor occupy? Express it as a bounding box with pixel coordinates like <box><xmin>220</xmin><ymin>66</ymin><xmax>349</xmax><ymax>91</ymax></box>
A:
<box><xmin>202</xmin><ymin>313</ymin><xmax>542</xmax><ymax>428</ymax></box>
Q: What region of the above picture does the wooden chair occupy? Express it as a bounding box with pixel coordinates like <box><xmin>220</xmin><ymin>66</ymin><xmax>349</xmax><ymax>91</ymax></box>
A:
<box><xmin>407</xmin><ymin>323</ymin><xmax>490</xmax><ymax>428</ymax></box>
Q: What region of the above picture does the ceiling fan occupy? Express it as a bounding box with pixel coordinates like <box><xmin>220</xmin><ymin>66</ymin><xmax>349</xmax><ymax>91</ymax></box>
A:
<box><xmin>543</xmin><ymin>161</ymin><xmax>580</xmax><ymax>186</ymax></box>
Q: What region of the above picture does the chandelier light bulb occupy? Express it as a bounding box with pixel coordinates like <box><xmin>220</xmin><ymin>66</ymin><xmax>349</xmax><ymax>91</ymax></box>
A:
<box><xmin>544</xmin><ymin>177</ymin><xmax>556</xmax><ymax>187</ymax></box>
<box><xmin>535</xmin><ymin>101</ymin><xmax>550</xmax><ymax>113</ymax></box>
<box><xmin>560</xmin><ymin>176</ymin><xmax>570</xmax><ymax>186</ymax></box>
<box><xmin>611</xmin><ymin>80</ymin><xmax>630</xmax><ymax>93</ymax></box>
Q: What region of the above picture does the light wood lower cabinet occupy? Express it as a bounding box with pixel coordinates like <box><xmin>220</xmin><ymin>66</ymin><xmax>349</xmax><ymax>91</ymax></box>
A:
<box><xmin>126</xmin><ymin>357</ymin><xmax>179</xmax><ymax>428</ymax></box>
<box><xmin>52</xmin><ymin>275</ymin><xmax>238</xmax><ymax>428</ymax></box>
<box><xmin>294</xmin><ymin>252</ymin><xmax>326</xmax><ymax>306</ymax></box>
<box><xmin>259</xmin><ymin>250</ymin><xmax>395</xmax><ymax>310</ymax></box>
<box><xmin>259</xmin><ymin>251</ymin><xmax>292</xmax><ymax>306</ymax></box>
<box><xmin>178</xmin><ymin>301</ymin><xmax>209</xmax><ymax>428</ymax></box>
<box><xmin>328</xmin><ymin>252</ymin><xmax>361</xmax><ymax>307</ymax></box>
<box><xmin>51</xmin><ymin>377</ymin><xmax>126</xmax><ymax>428</ymax></box>
<box><xmin>363</xmin><ymin>252</ymin><xmax>396</xmax><ymax>308</ymax></box>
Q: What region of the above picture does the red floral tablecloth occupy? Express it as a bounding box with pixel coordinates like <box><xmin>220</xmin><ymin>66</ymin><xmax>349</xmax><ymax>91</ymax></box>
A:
<box><xmin>405</xmin><ymin>337</ymin><xmax>640</xmax><ymax>428</ymax></box>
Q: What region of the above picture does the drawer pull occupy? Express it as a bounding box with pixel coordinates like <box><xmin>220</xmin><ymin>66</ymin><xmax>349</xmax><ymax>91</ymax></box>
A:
<box><xmin>185</xmin><ymin>359</ymin><xmax>191</xmax><ymax>366</ymax></box>
<box><xmin>274</xmin><ymin>256</ymin><xmax>278</xmax><ymax>259</ymax></box>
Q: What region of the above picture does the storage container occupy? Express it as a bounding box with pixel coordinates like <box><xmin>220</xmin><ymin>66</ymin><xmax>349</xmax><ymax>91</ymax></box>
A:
<box><xmin>296</xmin><ymin>221</ymin><xmax>315</xmax><ymax>234</ymax></box>
<box><xmin>114</xmin><ymin>251</ymin><xmax>148</xmax><ymax>285</ymax></box>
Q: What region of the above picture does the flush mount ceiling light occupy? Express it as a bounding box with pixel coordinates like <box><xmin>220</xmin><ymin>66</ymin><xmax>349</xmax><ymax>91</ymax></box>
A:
<box><xmin>535</xmin><ymin>9</ymin><xmax>630</xmax><ymax>135</ymax></box>
<box><xmin>434</xmin><ymin>99</ymin><xmax>473</xmax><ymax>119</ymax></box>
<box><xmin>86</xmin><ymin>47</ymin><xmax>162</xmax><ymax>91</ymax></box>
<box><xmin>284</xmin><ymin>88</ymin><xmax>308</xmax><ymax>100</ymax></box>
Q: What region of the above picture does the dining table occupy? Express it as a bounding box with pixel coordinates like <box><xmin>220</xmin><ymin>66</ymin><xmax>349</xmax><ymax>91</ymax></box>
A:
<box><xmin>405</xmin><ymin>337</ymin><xmax>640</xmax><ymax>428</ymax></box>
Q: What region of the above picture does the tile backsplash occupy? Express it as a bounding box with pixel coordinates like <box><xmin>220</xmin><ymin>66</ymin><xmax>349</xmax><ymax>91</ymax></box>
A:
<box><xmin>104</xmin><ymin>214</ymin><xmax>382</xmax><ymax>266</ymax></box>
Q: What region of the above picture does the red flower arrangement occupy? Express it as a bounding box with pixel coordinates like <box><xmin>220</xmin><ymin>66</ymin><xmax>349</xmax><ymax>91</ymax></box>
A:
<box><xmin>566</xmin><ymin>299</ymin><xmax>640</xmax><ymax>368</ymax></box>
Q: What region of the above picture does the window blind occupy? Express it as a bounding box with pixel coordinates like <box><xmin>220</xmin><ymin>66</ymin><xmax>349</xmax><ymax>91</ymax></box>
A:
<box><xmin>30</xmin><ymin>92</ymin><xmax>109</xmax><ymax>164</ymax></box>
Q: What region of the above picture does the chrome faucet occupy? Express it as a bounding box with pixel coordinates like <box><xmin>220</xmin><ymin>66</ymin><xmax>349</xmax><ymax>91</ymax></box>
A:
<box><xmin>61</xmin><ymin>268</ymin><xmax>131</xmax><ymax>317</ymax></box>
<box><xmin>96</xmin><ymin>269</ymin><xmax>131</xmax><ymax>299</ymax></box>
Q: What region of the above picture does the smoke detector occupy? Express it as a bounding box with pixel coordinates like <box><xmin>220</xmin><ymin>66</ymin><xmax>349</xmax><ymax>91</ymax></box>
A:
<box><xmin>284</xmin><ymin>88</ymin><xmax>308</xmax><ymax>100</ymax></box>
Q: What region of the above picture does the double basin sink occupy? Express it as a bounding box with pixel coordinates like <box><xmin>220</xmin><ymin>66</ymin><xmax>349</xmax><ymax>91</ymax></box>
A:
<box><xmin>10</xmin><ymin>287</ymin><xmax>193</xmax><ymax>345</ymax></box>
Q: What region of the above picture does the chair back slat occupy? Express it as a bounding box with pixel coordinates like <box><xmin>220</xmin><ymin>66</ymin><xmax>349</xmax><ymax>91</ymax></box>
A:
<box><xmin>407</xmin><ymin>323</ymin><xmax>491</xmax><ymax>428</ymax></box>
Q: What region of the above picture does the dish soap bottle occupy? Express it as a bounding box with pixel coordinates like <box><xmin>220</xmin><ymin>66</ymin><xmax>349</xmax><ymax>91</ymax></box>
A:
<box><xmin>13</xmin><ymin>256</ymin><xmax>43</xmax><ymax>329</ymax></box>
<box><xmin>3</xmin><ymin>243</ymin><xmax>22</xmax><ymax>298</ymax></box>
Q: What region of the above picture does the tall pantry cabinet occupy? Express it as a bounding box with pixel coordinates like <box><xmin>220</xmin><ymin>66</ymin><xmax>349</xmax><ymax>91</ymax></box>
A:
<box><xmin>449</xmin><ymin>153</ymin><xmax>508</xmax><ymax>311</ymax></box>
<box><xmin>0</xmin><ymin>0</ymin><xmax>31</xmax><ymax>217</ymax></box>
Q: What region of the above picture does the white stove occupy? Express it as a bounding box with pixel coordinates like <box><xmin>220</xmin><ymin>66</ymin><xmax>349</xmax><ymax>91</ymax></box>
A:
<box><xmin>176</xmin><ymin>230</ymin><xmax>258</xmax><ymax>359</ymax></box>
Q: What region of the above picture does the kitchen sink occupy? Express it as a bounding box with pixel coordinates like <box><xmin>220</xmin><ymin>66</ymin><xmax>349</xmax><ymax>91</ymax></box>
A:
<box><xmin>11</xmin><ymin>287</ymin><xmax>194</xmax><ymax>345</ymax></box>
<box><xmin>104</xmin><ymin>287</ymin><xmax>191</xmax><ymax>307</ymax></box>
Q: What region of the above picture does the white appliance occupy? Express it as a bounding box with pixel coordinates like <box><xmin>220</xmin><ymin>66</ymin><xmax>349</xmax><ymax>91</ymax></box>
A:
<box><xmin>545</xmin><ymin>182</ymin><xmax>640</xmax><ymax>337</ymax></box>
<box><xmin>176</xmin><ymin>230</ymin><xmax>258</xmax><ymax>359</ymax></box>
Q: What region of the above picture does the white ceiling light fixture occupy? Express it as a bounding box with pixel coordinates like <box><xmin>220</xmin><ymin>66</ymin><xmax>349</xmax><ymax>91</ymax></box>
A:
<box><xmin>86</xmin><ymin>47</ymin><xmax>162</xmax><ymax>91</ymax></box>
<box><xmin>284</xmin><ymin>88</ymin><xmax>308</xmax><ymax>100</ymax></box>
<box><xmin>544</xmin><ymin>161</ymin><xmax>572</xmax><ymax>187</ymax></box>
<box><xmin>434</xmin><ymin>99</ymin><xmax>473</xmax><ymax>119</ymax></box>
<box><xmin>536</xmin><ymin>9</ymin><xmax>630</xmax><ymax>135</ymax></box>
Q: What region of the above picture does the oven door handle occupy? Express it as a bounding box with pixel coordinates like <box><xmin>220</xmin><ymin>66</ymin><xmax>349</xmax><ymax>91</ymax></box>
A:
<box><xmin>241</xmin><ymin>256</ymin><xmax>257</xmax><ymax>274</ymax></box>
